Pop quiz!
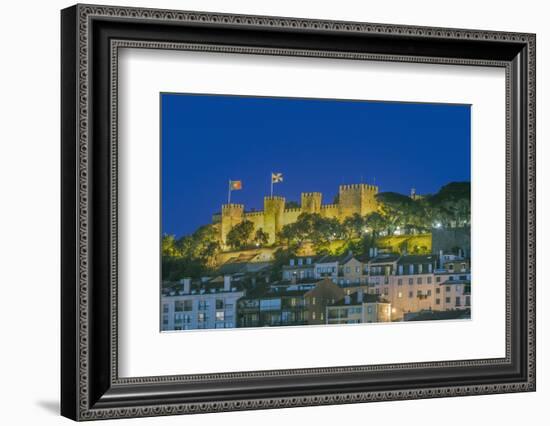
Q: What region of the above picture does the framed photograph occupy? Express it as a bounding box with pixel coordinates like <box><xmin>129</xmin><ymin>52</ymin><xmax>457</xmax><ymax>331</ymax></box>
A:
<box><xmin>61</xmin><ymin>4</ymin><xmax>536</xmax><ymax>421</ymax></box>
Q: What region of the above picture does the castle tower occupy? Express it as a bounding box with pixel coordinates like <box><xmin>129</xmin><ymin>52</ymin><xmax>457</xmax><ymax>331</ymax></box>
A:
<box><xmin>263</xmin><ymin>196</ymin><xmax>285</xmax><ymax>245</ymax></box>
<box><xmin>220</xmin><ymin>204</ymin><xmax>244</xmax><ymax>247</ymax></box>
<box><xmin>338</xmin><ymin>184</ymin><xmax>379</xmax><ymax>219</ymax></box>
<box><xmin>301</xmin><ymin>192</ymin><xmax>322</xmax><ymax>214</ymax></box>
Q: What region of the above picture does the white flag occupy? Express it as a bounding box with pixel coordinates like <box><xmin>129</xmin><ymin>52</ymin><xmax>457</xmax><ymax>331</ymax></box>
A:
<box><xmin>271</xmin><ymin>172</ymin><xmax>283</xmax><ymax>183</ymax></box>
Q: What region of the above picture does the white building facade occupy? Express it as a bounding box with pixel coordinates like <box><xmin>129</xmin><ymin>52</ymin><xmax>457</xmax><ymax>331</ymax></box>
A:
<box><xmin>161</xmin><ymin>277</ymin><xmax>245</xmax><ymax>331</ymax></box>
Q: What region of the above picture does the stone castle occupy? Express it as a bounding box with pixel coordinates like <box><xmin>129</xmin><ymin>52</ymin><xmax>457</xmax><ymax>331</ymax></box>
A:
<box><xmin>213</xmin><ymin>183</ymin><xmax>379</xmax><ymax>248</ymax></box>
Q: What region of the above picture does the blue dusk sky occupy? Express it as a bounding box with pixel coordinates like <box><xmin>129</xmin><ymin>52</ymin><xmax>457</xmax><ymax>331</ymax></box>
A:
<box><xmin>161</xmin><ymin>93</ymin><xmax>471</xmax><ymax>238</ymax></box>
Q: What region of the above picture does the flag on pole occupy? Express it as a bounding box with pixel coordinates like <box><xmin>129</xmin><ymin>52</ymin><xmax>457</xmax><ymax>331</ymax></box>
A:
<box><xmin>270</xmin><ymin>172</ymin><xmax>283</xmax><ymax>196</ymax></box>
<box><xmin>271</xmin><ymin>172</ymin><xmax>283</xmax><ymax>183</ymax></box>
<box><xmin>228</xmin><ymin>180</ymin><xmax>242</xmax><ymax>203</ymax></box>
<box><xmin>229</xmin><ymin>180</ymin><xmax>242</xmax><ymax>190</ymax></box>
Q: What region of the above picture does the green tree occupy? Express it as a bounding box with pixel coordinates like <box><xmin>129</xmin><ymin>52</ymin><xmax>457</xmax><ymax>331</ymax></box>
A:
<box><xmin>376</xmin><ymin>192</ymin><xmax>415</xmax><ymax>234</ymax></box>
<box><xmin>428</xmin><ymin>182</ymin><xmax>470</xmax><ymax>228</ymax></box>
<box><xmin>253</xmin><ymin>228</ymin><xmax>269</xmax><ymax>247</ymax></box>
<box><xmin>278</xmin><ymin>213</ymin><xmax>344</xmax><ymax>252</ymax></box>
<box><xmin>161</xmin><ymin>225</ymin><xmax>221</xmax><ymax>280</ymax></box>
<box><xmin>363</xmin><ymin>212</ymin><xmax>387</xmax><ymax>238</ymax></box>
<box><xmin>161</xmin><ymin>234</ymin><xmax>179</xmax><ymax>257</ymax></box>
<box><xmin>342</xmin><ymin>213</ymin><xmax>365</xmax><ymax>239</ymax></box>
<box><xmin>226</xmin><ymin>220</ymin><xmax>254</xmax><ymax>249</ymax></box>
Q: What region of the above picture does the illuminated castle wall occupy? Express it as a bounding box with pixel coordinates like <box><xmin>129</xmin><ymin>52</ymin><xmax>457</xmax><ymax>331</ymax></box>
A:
<box><xmin>216</xmin><ymin>184</ymin><xmax>379</xmax><ymax>248</ymax></box>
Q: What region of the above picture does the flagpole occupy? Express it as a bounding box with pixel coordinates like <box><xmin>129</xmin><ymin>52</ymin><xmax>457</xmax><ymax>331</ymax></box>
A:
<box><xmin>270</xmin><ymin>173</ymin><xmax>273</xmax><ymax>197</ymax></box>
<box><xmin>228</xmin><ymin>180</ymin><xmax>231</xmax><ymax>204</ymax></box>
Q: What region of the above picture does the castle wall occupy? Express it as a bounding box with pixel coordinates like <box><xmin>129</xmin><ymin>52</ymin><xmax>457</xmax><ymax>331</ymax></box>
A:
<box><xmin>220</xmin><ymin>204</ymin><xmax>244</xmax><ymax>247</ymax></box>
<box><xmin>338</xmin><ymin>184</ymin><xmax>378</xmax><ymax>218</ymax></box>
<box><xmin>281</xmin><ymin>208</ymin><xmax>301</xmax><ymax>226</ymax></box>
<box><xmin>218</xmin><ymin>184</ymin><xmax>380</xmax><ymax>249</ymax></box>
<box><xmin>320</xmin><ymin>204</ymin><xmax>339</xmax><ymax>219</ymax></box>
<box><xmin>243</xmin><ymin>211</ymin><xmax>265</xmax><ymax>234</ymax></box>
<box><xmin>301</xmin><ymin>192</ymin><xmax>322</xmax><ymax>214</ymax></box>
<box><xmin>263</xmin><ymin>196</ymin><xmax>286</xmax><ymax>245</ymax></box>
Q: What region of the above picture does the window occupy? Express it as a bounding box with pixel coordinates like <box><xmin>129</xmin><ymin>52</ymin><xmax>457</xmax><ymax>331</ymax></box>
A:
<box><xmin>398</xmin><ymin>278</ymin><xmax>403</xmax><ymax>286</ymax></box>
<box><xmin>418</xmin><ymin>264</ymin><xmax>423</xmax><ymax>274</ymax></box>
<box><xmin>436</xmin><ymin>298</ymin><xmax>440</xmax><ymax>305</ymax></box>
<box><xmin>320</xmin><ymin>312</ymin><xmax>324</xmax><ymax>320</ymax></box>
<box><xmin>446</xmin><ymin>286</ymin><xmax>451</xmax><ymax>292</ymax></box>
<box><xmin>215</xmin><ymin>299</ymin><xmax>224</xmax><ymax>310</ymax></box>
<box><xmin>397</xmin><ymin>291</ymin><xmax>403</xmax><ymax>298</ymax></box>
<box><xmin>312</xmin><ymin>311</ymin><xmax>316</xmax><ymax>320</ymax></box>
<box><xmin>174</xmin><ymin>301</ymin><xmax>184</xmax><ymax>312</ymax></box>
<box><xmin>355</xmin><ymin>266</ymin><xmax>361</xmax><ymax>273</ymax></box>
<box><xmin>162</xmin><ymin>304</ymin><xmax>169</xmax><ymax>313</ymax></box>
<box><xmin>427</xmin><ymin>290</ymin><xmax>432</xmax><ymax>296</ymax></box>
<box><xmin>436</xmin><ymin>288</ymin><xmax>441</xmax><ymax>294</ymax></box>
<box><xmin>427</xmin><ymin>277</ymin><xmax>432</xmax><ymax>284</ymax></box>
<box><xmin>417</xmin><ymin>277</ymin><xmax>422</xmax><ymax>284</ymax></box>
<box><xmin>162</xmin><ymin>315</ymin><xmax>168</xmax><ymax>325</ymax></box>
<box><xmin>312</xmin><ymin>297</ymin><xmax>316</xmax><ymax>305</ymax></box>
<box><xmin>216</xmin><ymin>311</ymin><xmax>225</xmax><ymax>321</ymax></box>
<box><xmin>445</xmin><ymin>297</ymin><xmax>451</xmax><ymax>304</ymax></box>
<box><xmin>184</xmin><ymin>300</ymin><xmax>192</xmax><ymax>311</ymax></box>
<box><xmin>375</xmin><ymin>288</ymin><xmax>380</xmax><ymax>295</ymax></box>
<box><xmin>428</xmin><ymin>264</ymin><xmax>433</xmax><ymax>273</ymax></box>
<box><xmin>383</xmin><ymin>287</ymin><xmax>389</xmax><ymax>296</ymax></box>
<box><xmin>448</xmin><ymin>264</ymin><xmax>454</xmax><ymax>271</ymax></box>
<box><xmin>398</xmin><ymin>265</ymin><xmax>403</xmax><ymax>275</ymax></box>
<box><xmin>198</xmin><ymin>312</ymin><xmax>206</xmax><ymax>322</ymax></box>
<box><xmin>459</xmin><ymin>275</ymin><xmax>467</xmax><ymax>280</ymax></box>
<box><xmin>408</xmin><ymin>291</ymin><xmax>413</xmax><ymax>298</ymax></box>
<box><xmin>436</xmin><ymin>277</ymin><xmax>441</xmax><ymax>283</ymax></box>
<box><xmin>417</xmin><ymin>290</ymin><xmax>422</xmax><ymax>297</ymax></box>
<box><xmin>260</xmin><ymin>299</ymin><xmax>281</xmax><ymax>311</ymax></box>
<box><xmin>408</xmin><ymin>278</ymin><xmax>414</xmax><ymax>285</ymax></box>
<box><xmin>367</xmin><ymin>306</ymin><xmax>373</xmax><ymax>314</ymax></box>
<box><xmin>456</xmin><ymin>297</ymin><xmax>461</xmax><ymax>306</ymax></box>
<box><xmin>409</xmin><ymin>264</ymin><xmax>414</xmax><ymax>274</ymax></box>
<box><xmin>345</xmin><ymin>266</ymin><xmax>350</xmax><ymax>273</ymax></box>
<box><xmin>465</xmin><ymin>296</ymin><xmax>471</xmax><ymax>306</ymax></box>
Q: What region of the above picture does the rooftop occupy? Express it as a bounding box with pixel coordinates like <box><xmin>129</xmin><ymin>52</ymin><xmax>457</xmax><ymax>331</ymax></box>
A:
<box><xmin>329</xmin><ymin>291</ymin><xmax>381</xmax><ymax>306</ymax></box>
<box><xmin>368</xmin><ymin>253</ymin><xmax>401</xmax><ymax>264</ymax></box>
<box><xmin>397</xmin><ymin>254</ymin><xmax>438</xmax><ymax>265</ymax></box>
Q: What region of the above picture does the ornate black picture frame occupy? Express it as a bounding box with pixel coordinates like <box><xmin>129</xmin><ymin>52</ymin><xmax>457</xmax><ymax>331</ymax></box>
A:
<box><xmin>61</xmin><ymin>4</ymin><xmax>536</xmax><ymax>421</ymax></box>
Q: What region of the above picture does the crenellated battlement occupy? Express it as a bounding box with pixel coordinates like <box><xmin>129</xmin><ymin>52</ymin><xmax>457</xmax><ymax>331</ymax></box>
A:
<box><xmin>302</xmin><ymin>192</ymin><xmax>322</xmax><ymax>198</ymax></box>
<box><xmin>264</xmin><ymin>196</ymin><xmax>285</xmax><ymax>202</ymax></box>
<box><xmin>222</xmin><ymin>203</ymin><xmax>244</xmax><ymax>212</ymax></box>
<box><xmin>339</xmin><ymin>183</ymin><xmax>378</xmax><ymax>193</ymax></box>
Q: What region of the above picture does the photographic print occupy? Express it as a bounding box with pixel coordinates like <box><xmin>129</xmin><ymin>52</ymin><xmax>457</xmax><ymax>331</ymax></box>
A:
<box><xmin>160</xmin><ymin>94</ymin><xmax>471</xmax><ymax>331</ymax></box>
